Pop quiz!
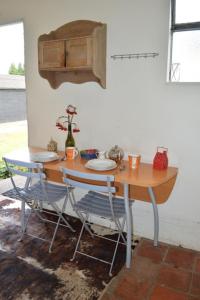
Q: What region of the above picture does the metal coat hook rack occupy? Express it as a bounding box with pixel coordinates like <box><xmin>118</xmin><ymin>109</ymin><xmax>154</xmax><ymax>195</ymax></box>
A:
<box><xmin>111</xmin><ymin>52</ymin><xmax>159</xmax><ymax>60</ymax></box>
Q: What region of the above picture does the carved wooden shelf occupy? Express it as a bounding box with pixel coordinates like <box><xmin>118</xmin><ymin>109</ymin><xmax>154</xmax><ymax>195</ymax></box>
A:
<box><xmin>38</xmin><ymin>20</ymin><xmax>106</xmax><ymax>89</ymax></box>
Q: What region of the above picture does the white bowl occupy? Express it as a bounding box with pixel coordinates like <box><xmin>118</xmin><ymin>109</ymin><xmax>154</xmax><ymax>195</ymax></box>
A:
<box><xmin>30</xmin><ymin>151</ymin><xmax>59</xmax><ymax>163</ymax></box>
<box><xmin>85</xmin><ymin>159</ymin><xmax>117</xmax><ymax>171</ymax></box>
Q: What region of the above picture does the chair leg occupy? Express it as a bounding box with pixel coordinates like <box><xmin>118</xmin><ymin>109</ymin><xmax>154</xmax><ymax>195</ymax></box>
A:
<box><xmin>48</xmin><ymin>199</ymin><xmax>76</xmax><ymax>252</ymax></box>
<box><xmin>75</xmin><ymin>210</ymin><xmax>94</xmax><ymax>237</ymax></box>
<box><xmin>24</xmin><ymin>199</ymin><xmax>45</xmax><ymax>223</ymax></box>
<box><xmin>109</xmin><ymin>231</ymin><xmax>121</xmax><ymax>276</ymax></box>
<box><xmin>119</xmin><ymin>217</ymin><xmax>127</xmax><ymax>244</ymax></box>
<box><xmin>48</xmin><ymin>193</ymin><xmax>71</xmax><ymax>252</ymax></box>
<box><xmin>51</xmin><ymin>203</ymin><xmax>75</xmax><ymax>232</ymax></box>
<box><xmin>70</xmin><ymin>220</ymin><xmax>86</xmax><ymax>261</ymax></box>
<box><xmin>114</xmin><ymin>217</ymin><xmax>127</xmax><ymax>245</ymax></box>
<box><xmin>18</xmin><ymin>208</ymin><xmax>32</xmax><ymax>241</ymax></box>
<box><xmin>48</xmin><ymin>215</ymin><xmax>62</xmax><ymax>253</ymax></box>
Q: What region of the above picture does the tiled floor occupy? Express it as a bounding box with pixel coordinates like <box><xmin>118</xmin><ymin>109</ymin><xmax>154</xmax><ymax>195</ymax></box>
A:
<box><xmin>100</xmin><ymin>239</ymin><xmax>200</xmax><ymax>300</ymax></box>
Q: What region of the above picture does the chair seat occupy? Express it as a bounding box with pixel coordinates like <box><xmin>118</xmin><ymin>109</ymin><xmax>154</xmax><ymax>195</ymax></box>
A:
<box><xmin>74</xmin><ymin>191</ymin><xmax>126</xmax><ymax>218</ymax></box>
<box><xmin>21</xmin><ymin>182</ymin><xmax>70</xmax><ymax>203</ymax></box>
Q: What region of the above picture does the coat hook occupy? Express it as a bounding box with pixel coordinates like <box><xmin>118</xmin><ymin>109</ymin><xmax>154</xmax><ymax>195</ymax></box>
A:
<box><xmin>111</xmin><ymin>52</ymin><xmax>159</xmax><ymax>60</ymax></box>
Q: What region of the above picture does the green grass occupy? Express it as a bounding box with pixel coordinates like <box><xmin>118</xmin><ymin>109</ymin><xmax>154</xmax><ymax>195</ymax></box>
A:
<box><xmin>0</xmin><ymin>121</ymin><xmax>28</xmax><ymax>178</ymax></box>
<box><xmin>0</xmin><ymin>131</ymin><xmax>28</xmax><ymax>162</ymax></box>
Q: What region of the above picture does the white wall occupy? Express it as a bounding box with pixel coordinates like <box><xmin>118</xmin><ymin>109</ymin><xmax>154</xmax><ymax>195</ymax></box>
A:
<box><xmin>1</xmin><ymin>0</ymin><xmax>200</xmax><ymax>250</ymax></box>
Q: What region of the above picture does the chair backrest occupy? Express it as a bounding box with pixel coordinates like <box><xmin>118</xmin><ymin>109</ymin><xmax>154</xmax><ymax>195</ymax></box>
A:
<box><xmin>61</xmin><ymin>167</ymin><xmax>116</xmax><ymax>194</ymax></box>
<box><xmin>3</xmin><ymin>157</ymin><xmax>46</xmax><ymax>201</ymax></box>
<box><xmin>61</xmin><ymin>167</ymin><xmax>117</xmax><ymax>219</ymax></box>
<box><xmin>3</xmin><ymin>157</ymin><xmax>45</xmax><ymax>179</ymax></box>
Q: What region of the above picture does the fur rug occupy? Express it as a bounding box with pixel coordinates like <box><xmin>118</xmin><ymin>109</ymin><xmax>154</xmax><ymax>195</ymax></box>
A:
<box><xmin>0</xmin><ymin>197</ymin><xmax>129</xmax><ymax>300</ymax></box>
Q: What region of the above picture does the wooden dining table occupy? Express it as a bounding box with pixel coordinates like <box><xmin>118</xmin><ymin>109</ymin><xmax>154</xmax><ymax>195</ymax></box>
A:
<box><xmin>4</xmin><ymin>147</ymin><xmax>178</xmax><ymax>268</ymax></box>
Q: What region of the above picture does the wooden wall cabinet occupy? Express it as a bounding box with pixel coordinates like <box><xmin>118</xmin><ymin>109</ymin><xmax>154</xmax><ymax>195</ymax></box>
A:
<box><xmin>39</xmin><ymin>40</ymin><xmax>65</xmax><ymax>69</ymax></box>
<box><xmin>66</xmin><ymin>37</ymin><xmax>93</xmax><ymax>69</ymax></box>
<box><xmin>38</xmin><ymin>20</ymin><xmax>106</xmax><ymax>89</ymax></box>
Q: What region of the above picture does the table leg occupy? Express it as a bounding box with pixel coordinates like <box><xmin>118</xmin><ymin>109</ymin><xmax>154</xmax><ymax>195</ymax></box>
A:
<box><xmin>124</xmin><ymin>183</ymin><xmax>132</xmax><ymax>268</ymax></box>
<box><xmin>148</xmin><ymin>187</ymin><xmax>159</xmax><ymax>246</ymax></box>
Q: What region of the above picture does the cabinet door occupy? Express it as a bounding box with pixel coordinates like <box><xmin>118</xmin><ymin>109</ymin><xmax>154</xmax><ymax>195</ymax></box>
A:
<box><xmin>39</xmin><ymin>40</ymin><xmax>65</xmax><ymax>69</ymax></box>
<box><xmin>66</xmin><ymin>37</ymin><xmax>93</xmax><ymax>69</ymax></box>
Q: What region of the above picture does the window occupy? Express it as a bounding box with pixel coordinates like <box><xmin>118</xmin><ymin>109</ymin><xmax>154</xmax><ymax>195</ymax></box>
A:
<box><xmin>169</xmin><ymin>0</ymin><xmax>200</xmax><ymax>82</ymax></box>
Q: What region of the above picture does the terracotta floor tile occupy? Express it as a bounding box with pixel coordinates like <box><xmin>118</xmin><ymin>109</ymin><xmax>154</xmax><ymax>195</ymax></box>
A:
<box><xmin>165</xmin><ymin>247</ymin><xmax>196</xmax><ymax>270</ymax></box>
<box><xmin>137</xmin><ymin>239</ymin><xmax>168</xmax><ymax>264</ymax></box>
<box><xmin>131</xmin><ymin>255</ymin><xmax>160</xmax><ymax>281</ymax></box>
<box><xmin>190</xmin><ymin>273</ymin><xmax>200</xmax><ymax>296</ymax></box>
<box><xmin>114</xmin><ymin>275</ymin><xmax>151</xmax><ymax>300</ymax></box>
<box><xmin>195</xmin><ymin>257</ymin><xmax>200</xmax><ymax>273</ymax></box>
<box><xmin>150</xmin><ymin>285</ymin><xmax>188</xmax><ymax>300</ymax></box>
<box><xmin>158</xmin><ymin>265</ymin><xmax>192</xmax><ymax>292</ymax></box>
<box><xmin>102</xmin><ymin>239</ymin><xmax>200</xmax><ymax>300</ymax></box>
<box><xmin>188</xmin><ymin>296</ymin><xmax>200</xmax><ymax>300</ymax></box>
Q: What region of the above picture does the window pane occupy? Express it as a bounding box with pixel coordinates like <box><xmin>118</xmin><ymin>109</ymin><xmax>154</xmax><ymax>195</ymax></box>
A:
<box><xmin>171</xmin><ymin>30</ymin><xmax>200</xmax><ymax>82</ymax></box>
<box><xmin>176</xmin><ymin>0</ymin><xmax>200</xmax><ymax>23</ymax></box>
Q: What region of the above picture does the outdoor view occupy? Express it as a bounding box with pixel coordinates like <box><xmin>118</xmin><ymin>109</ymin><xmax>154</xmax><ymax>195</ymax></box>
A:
<box><xmin>171</xmin><ymin>0</ymin><xmax>200</xmax><ymax>82</ymax></box>
<box><xmin>0</xmin><ymin>22</ymin><xmax>27</xmax><ymax>179</ymax></box>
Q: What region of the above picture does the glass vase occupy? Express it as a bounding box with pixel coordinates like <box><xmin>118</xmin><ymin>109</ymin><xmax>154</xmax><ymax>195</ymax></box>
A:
<box><xmin>65</xmin><ymin>123</ymin><xmax>75</xmax><ymax>150</ymax></box>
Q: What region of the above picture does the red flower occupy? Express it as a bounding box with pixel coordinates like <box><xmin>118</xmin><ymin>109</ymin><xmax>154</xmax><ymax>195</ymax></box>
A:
<box><xmin>56</xmin><ymin>104</ymin><xmax>80</xmax><ymax>134</ymax></box>
<box><xmin>56</xmin><ymin>121</ymin><xmax>67</xmax><ymax>131</ymax></box>
<box><xmin>73</xmin><ymin>128</ymin><xmax>80</xmax><ymax>133</ymax></box>
<box><xmin>66</xmin><ymin>105</ymin><xmax>77</xmax><ymax>115</ymax></box>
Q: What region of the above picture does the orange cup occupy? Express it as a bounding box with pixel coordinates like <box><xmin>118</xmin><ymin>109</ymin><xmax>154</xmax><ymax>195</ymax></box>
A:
<box><xmin>66</xmin><ymin>147</ymin><xmax>78</xmax><ymax>160</ymax></box>
<box><xmin>128</xmin><ymin>154</ymin><xmax>141</xmax><ymax>169</ymax></box>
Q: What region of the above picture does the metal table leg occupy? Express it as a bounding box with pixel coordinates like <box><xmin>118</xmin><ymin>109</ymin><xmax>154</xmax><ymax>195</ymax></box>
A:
<box><xmin>124</xmin><ymin>183</ymin><xmax>132</xmax><ymax>268</ymax></box>
<box><xmin>148</xmin><ymin>187</ymin><xmax>159</xmax><ymax>246</ymax></box>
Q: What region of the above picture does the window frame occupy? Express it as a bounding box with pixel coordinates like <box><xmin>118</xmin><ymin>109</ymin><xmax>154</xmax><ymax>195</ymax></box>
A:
<box><xmin>169</xmin><ymin>0</ymin><xmax>200</xmax><ymax>81</ymax></box>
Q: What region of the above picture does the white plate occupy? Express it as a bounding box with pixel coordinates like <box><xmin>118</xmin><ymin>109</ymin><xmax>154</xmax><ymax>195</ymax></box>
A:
<box><xmin>30</xmin><ymin>151</ymin><xmax>59</xmax><ymax>163</ymax></box>
<box><xmin>85</xmin><ymin>159</ymin><xmax>117</xmax><ymax>171</ymax></box>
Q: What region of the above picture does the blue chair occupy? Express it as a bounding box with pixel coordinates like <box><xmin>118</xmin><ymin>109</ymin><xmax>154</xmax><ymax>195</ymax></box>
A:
<box><xmin>3</xmin><ymin>157</ymin><xmax>75</xmax><ymax>252</ymax></box>
<box><xmin>61</xmin><ymin>167</ymin><xmax>128</xmax><ymax>276</ymax></box>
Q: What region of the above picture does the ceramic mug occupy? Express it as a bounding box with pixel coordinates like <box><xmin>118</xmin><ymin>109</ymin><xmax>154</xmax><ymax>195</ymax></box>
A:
<box><xmin>128</xmin><ymin>154</ymin><xmax>141</xmax><ymax>169</ymax></box>
<box><xmin>66</xmin><ymin>147</ymin><xmax>78</xmax><ymax>160</ymax></box>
